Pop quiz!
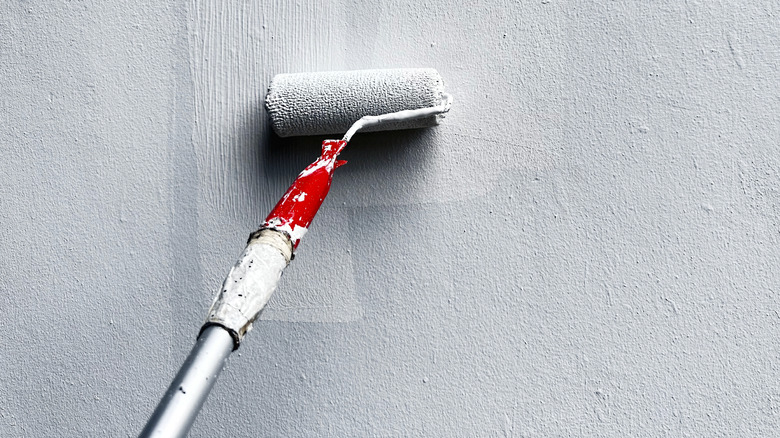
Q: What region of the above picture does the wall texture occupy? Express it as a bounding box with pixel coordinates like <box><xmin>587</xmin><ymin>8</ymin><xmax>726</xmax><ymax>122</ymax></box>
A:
<box><xmin>1</xmin><ymin>1</ymin><xmax>779</xmax><ymax>436</ymax></box>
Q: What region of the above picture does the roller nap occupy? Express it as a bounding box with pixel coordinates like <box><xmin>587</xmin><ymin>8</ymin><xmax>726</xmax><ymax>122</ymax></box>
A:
<box><xmin>266</xmin><ymin>68</ymin><xmax>445</xmax><ymax>137</ymax></box>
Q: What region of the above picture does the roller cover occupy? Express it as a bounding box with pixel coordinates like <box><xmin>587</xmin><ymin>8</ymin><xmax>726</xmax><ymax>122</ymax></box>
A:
<box><xmin>266</xmin><ymin>68</ymin><xmax>445</xmax><ymax>137</ymax></box>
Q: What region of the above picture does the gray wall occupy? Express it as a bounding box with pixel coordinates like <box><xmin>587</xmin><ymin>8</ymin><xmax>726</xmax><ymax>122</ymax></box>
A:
<box><xmin>1</xmin><ymin>1</ymin><xmax>778</xmax><ymax>436</ymax></box>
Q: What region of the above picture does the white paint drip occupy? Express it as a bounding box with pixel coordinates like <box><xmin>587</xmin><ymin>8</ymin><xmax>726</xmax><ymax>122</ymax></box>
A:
<box><xmin>277</xmin><ymin>223</ymin><xmax>308</xmax><ymax>242</ymax></box>
<box><xmin>264</xmin><ymin>217</ymin><xmax>309</xmax><ymax>243</ymax></box>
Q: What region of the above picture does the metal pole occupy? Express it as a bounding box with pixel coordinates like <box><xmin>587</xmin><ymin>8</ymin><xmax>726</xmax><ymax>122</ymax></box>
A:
<box><xmin>139</xmin><ymin>325</ymin><xmax>234</xmax><ymax>438</ymax></box>
<box><xmin>139</xmin><ymin>230</ymin><xmax>292</xmax><ymax>437</ymax></box>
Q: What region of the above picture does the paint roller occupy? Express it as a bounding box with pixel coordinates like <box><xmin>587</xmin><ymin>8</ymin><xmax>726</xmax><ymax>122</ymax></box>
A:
<box><xmin>139</xmin><ymin>68</ymin><xmax>452</xmax><ymax>437</ymax></box>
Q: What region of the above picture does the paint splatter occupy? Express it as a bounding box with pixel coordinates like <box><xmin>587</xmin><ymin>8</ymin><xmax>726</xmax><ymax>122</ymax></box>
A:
<box><xmin>262</xmin><ymin>140</ymin><xmax>348</xmax><ymax>248</ymax></box>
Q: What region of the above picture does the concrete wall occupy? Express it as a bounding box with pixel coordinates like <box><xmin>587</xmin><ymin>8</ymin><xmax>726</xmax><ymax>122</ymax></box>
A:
<box><xmin>1</xmin><ymin>1</ymin><xmax>778</xmax><ymax>436</ymax></box>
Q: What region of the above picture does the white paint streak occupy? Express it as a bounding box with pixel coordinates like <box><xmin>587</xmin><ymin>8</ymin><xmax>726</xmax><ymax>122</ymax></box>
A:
<box><xmin>264</xmin><ymin>219</ymin><xmax>309</xmax><ymax>244</ymax></box>
<box><xmin>296</xmin><ymin>158</ymin><xmax>332</xmax><ymax>178</ymax></box>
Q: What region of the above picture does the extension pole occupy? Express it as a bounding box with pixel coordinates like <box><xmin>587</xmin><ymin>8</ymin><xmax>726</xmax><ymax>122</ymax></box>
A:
<box><xmin>139</xmin><ymin>71</ymin><xmax>452</xmax><ymax>435</ymax></box>
<box><xmin>138</xmin><ymin>325</ymin><xmax>234</xmax><ymax>438</ymax></box>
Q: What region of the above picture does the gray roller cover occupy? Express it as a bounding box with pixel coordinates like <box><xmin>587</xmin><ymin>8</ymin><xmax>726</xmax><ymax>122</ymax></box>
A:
<box><xmin>265</xmin><ymin>68</ymin><xmax>445</xmax><ymax>137</ymax></box>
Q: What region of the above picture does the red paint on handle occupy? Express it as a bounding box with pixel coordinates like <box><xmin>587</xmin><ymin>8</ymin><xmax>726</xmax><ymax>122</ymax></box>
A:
<box><xmin>262</xmin><ymin>140</ymin><xmax>348</xmax><ymax>249</ymax></box>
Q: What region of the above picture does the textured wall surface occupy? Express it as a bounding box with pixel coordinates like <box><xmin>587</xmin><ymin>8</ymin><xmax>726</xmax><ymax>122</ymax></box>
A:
<box><xmin>1</xmin><ymin>1</ymin><xmax>779</xmax><ymax>436</ymax></box>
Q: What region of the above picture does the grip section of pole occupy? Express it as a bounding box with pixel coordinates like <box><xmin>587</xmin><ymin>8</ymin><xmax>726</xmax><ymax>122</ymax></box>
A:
<box><xmin>139</xmin><ymin>325</ymin><xmax>234</xmax><ymax>438</ymax></box>
<box><xmin>205</xmin><ymin>228</ymin><xmax>293</xmax><ymax>344</ymax></box>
